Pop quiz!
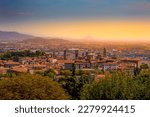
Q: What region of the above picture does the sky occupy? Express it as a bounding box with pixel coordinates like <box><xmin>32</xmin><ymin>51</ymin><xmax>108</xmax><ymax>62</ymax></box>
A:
<box><xmin>0</xmin><ymin>0</ymin><xmax>150</xmax><ymax>42</ymax></box>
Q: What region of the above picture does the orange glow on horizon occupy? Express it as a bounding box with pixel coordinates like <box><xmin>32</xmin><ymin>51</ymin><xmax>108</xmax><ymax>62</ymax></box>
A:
<box><xmin>4</xmin><ymin>19</ymin><xmax>150</xmax><ymax>42</ymax></box>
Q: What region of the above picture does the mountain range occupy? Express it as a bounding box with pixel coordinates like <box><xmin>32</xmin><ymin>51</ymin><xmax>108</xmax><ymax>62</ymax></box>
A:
<box><xmin>0</xmin><ymin>31</ymin><xmax>34</xmax><ymax>40</ymax></box>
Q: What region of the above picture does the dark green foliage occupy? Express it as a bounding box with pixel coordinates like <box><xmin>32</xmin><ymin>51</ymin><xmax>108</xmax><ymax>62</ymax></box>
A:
<box><xmin>43</xmin><ymin>69</ymin><xmax>56</xmax><ymax>78</ymax></box>
<box><xmin>36</xmin><ymin>69</ymin><xmax>57</xmax><ymax>79</ymax></box>
<box><xmin>75</xmin><ymin>70</ymin><xmax>85</xmax><ymax>75</ymax></box>
<box><xmin>134</xmin><ymin>70</ymin><xmax>150</xmax><ymax>99</ymax></box>
<box><xmin>72</xmin><ymin>63</ymin><xmax>76</xmax><ymax>76</ymax></box>
<box><xmin>13</xmin><ymin>55</ymin><xmax>19</xmax><ymax>62</ymax></box>
<box><xmin>59</xmin><ymin>75</ymin><xmax>94</xmax><ymax>99</ymax></box>
<box><xmin>0</xmin><ymin>73</ymin><xmax>17</xmax><ymax>78</ymax></box>
<box><xmin>140</xmin><ymin>63</ymin><xmax>149</xmax><ymax>70</ymax></box>
<box><xmin>0</xmin><ymin>50</ymin><xmax>45</xmax><ymax>61</ymax></box>
<box><xmin>134</xmin><ymin>67</ymin><xmax>141</xmax><ymax>76</ymax></box>
<box><xmin>60</xmin><ymin>70</ymin><xmax>72</xmax><ymax>77</ymax></box>
<box><xmin>0</xmin><ymin>74</ymin><xmax>69</xmax><ymax>100</ymax></box>
<box><xmin>63</xmin><ymin>76</ymin><xmax>80</xmax><ymax>99</ymax></box>
<box><xmin>81</xmin><ymin>70</ymin><xmax>150</xmax><ymax>100</ymax></box>
<box><xmin>75</xmin><ymin>70</ymin><xmax>91</xmax><ymax>76</ymax></box>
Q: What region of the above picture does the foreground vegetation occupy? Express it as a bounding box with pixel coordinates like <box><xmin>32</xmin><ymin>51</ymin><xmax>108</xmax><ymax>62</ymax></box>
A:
<box><xmin>81</xmin><ymin>70</ymin><xmax>150</xmax><ymax>100</ymax></box>
<box><xmin>0</xmin><ymin>74</ymin><xmax>69</xmax><ymax>100</ymax></box>
<box><xmin>0</xmin><ymin>69</ymin><xmax>150</xmax><ymax>100</ymax></box>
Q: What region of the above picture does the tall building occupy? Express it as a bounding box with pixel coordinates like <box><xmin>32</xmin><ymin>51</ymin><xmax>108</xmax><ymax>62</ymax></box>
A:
<box><xmin>53</xmin><ymin>51</ymin><xmax>56</xmax><ymax>58</ymax></box>
<box><xmin>64</xmin><ymin>50</ymin><xmax>67</xmax><ymax>60</ymax></box>
<box><xmin>75</xmin><ymin>50</ymin><xmax>79</xmax><ymax>59</ymax></box>
<box><xmin>103</xmin><ymin>48</ymin><xmax>107</xmax><ymax>58</ymax></box>
<box><xmin>97</xmin><ymin>54</ymin><xmax>102</xmax><ymax>60</ymax></box>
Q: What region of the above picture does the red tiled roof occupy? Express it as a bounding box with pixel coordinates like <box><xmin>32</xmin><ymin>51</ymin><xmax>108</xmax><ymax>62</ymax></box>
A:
<box><xmin>11</xmin><ymin>65</ymin><xmax>28</xmax><ymax>73</ymax></box>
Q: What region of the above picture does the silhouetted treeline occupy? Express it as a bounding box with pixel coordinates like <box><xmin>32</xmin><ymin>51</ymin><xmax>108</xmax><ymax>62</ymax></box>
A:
<box><xmin>0</xmin><ymin>50</ymin><xmax>45</xmax><ymax>61</ymax></box>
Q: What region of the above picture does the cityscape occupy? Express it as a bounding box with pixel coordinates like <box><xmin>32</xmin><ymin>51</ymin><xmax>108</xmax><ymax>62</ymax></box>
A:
<box><xmin>0</xmin><ymin>0</ymin><xmax>150</xmax><ymax>100</ymax></box>
<box><xmin>0</xmin><ymin>32</ymin><xmax>150</xmax><ymax>100</ymax></box>
<box><xmin>0</xmin><ymin>34</ymin><xmax>149</xmax><ymax>76</ymax></box>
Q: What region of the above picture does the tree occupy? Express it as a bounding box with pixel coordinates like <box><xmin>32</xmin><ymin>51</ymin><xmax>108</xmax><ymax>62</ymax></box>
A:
<box><xmin>0</xmin><ymin>74</ymin><xmax>69</xmax><ymax>100</ymax></box>
<box><xmin>43</xmin><ymin>68</ymin><xmax>57</xmax><ymax>79</ymax></box>
<box><xmin>0</xmin><ymin>50</ymin><xmax>45</xmax><ymax>61</ymax></box>
<box><xmin>59</xmin><ymin>74</ymin><xmax>94</xmax><ymax>99</ymax></box>
<box><xmin>133</xmin><ymin>70</ymin><xmax>150</xmax><ymax>99</ymax></box>
<box><xmin>80</xmin><ymin>71</ymin><xmax>150</xmax><ymax>100</ymax></box>
<box><xmin>63</xmin><ymin>76</ymin><xmax>79</xmax><ymax>99</ymax></box>
<box><xmin>72</xmin><ymin>63</ymin><xmax>76</xmax><ymax>76</ymax></box>
<box><xmin>140</xmin><ymin>63</ymin><xmax>149</xmax><ymax>70</ymax></box>
<box><xmin>13</xmin><ymin>55</ymin><xmax>19</xmax><ymax>62</ymax></box>
<box><xmin>134</xmin><ymin>67</ymin><xmax>141</xmax><ymax>76</ymax></box>
<box><xmin>60</xmin><ymin>70</ymin><xmax>72</xmax><ymax>77</ymax></box>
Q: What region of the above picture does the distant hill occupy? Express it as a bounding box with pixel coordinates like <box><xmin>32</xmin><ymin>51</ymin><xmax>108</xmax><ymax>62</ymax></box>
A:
<box><xmin>0</xmin><ymin>31</ymin><xmax>34</xmax><ymax>40</ymax></box>
<box><xmin>19</xmin><ymin>37</ymin><xmax>75</xmax><ymax>49</ymax></box>
<box><xmin>22</xmin><ymin>37</ymin><xmax>71</xmax><ymax>44</ymax></box>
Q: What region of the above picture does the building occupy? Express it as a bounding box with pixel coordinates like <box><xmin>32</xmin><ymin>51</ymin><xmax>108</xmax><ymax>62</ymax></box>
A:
<box><xmin>75</xmin><ymin>50</ymin><xmax>79</xmax><ymax>59</ymax></box>
<box><xmin>64</xmin><ymin>60</ymin><xmax>97</xmax><ymax>71</ymax></box>
<box><xmin>120</xmin><ymin>58</ymin><xmax>140</xmax><ymax>67</ymax></box>
<box><xmin>9</xmin><ymin>65</ymin><xmax>28</xmax><ymax>73</ymax></box>
<box><xmin>102</xmin><ymin>62</ymin><xmax>118</xmax><ymax>71</ymax></box>
<box><xmin>0</xmin><ymin>60</ymin><xmax>4</xmax><ymax>66</ymax></box>
<box><xmin>0</xmin><ymin>67</ymin><xmax>8</xmax><ymax>74</ymax></box>
<box><xmin>64</xmin><ymin>50</ymin><xmax>67</xmax><ymax>60</ymax></box>
<box><xmin>139</xmin><ymin>60</ymin><xmax>150</xmax><ymax>68</ymax></box>
<box><xmin>4</xmin><ymin>61</ymin><xmax>20</xmax><ymax>68</ymax></box>
<box><xmin>103</xmin><ymin>48</ymin><xmax>107</xmax><ymax>58</ymax></box>
<box><xmin>64</xmin><ymin>61</ymin><xmax>75</xmax><ymax>70</ymax></box>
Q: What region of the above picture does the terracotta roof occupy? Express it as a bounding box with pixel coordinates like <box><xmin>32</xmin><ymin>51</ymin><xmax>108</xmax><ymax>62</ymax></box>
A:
<box><xmin>11</xmin><ymin>65</ymin><xmax>28</xmax><ymax>73</ymax></box>
<box><xmin>0</xmin><ymin>60</ymin><xmax>3</xmax><ymax>63</ymax></box>
<box><xmin>0</xmin><ymin>60</ymin><xmax>4</xmax><ymax>65</ymax></box>
<box><xmin>0</xmin><ymin>67</ymin><xmax>7</xmax><ymax>73</ymax></box>
<box><xmin>120</xmin><ymin>58</ymin><xmax>140</xmax><ymax>62</ymax></box>
<box><xmin>33</xmin><ymin>64</ymin><xmax>46</xmax><ymax>68</ymax></box>
<box><xmin>103</xmin><ymin>62</ymin><xmax>118</xmax><ymax>65</ymax></box>
<box><xmin>57</xmin><ymin>60</ymin><xmax>75</xmax><ymax>64</ymax></box>
<box><xmin>95</xmin><ymin>74</ymin><xmax>106</xmax><ymax>82</ymax></box>
<box><xmin>48</xmin><ymin>58</ymin><xmax>56</xmax><ymax>60</ymax></box>
<box><xmin>96</xmin><ymin>74</ymin><xmax>105</xmax><ymax>79</ymax></box>
<box><xmin>5</xmin><ymin>61</ymin><xmax>20</xmax><ymax>65</ymax></box>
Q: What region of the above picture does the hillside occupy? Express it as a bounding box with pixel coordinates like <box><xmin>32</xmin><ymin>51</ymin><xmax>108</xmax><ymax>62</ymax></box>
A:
<box><xmin>0</xmin><ymin>31</ymin><xmax>34</xmax><ymax>40</ymax></box>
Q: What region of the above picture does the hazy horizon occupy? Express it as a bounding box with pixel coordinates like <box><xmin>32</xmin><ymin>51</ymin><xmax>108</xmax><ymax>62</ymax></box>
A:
<box><xmin>0</xmin><ymin>0</ymin><xmax>150</xmax><ymax>42</ymax></box>
<box><xmin>0</xmin><ymin>29</ymin><xmax>150</xmax><ymax>44</ymax></box>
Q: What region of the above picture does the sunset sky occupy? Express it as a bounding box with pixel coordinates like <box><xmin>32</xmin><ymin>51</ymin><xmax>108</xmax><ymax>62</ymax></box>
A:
<box><xmin>0</xmin><ymin>0</ymin><xmax>150</xmax><ymax>42</ymax></box>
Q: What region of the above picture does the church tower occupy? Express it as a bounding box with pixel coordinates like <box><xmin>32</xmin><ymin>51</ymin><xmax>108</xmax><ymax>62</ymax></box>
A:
<box><xmin>103</xmin><ymin>48</ymin><xmax>107</xmax><ymax>58</ymax></box>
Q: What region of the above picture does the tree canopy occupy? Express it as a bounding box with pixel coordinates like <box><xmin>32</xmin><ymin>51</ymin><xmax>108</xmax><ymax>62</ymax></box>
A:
<box><xmin>0</xmin><ymin>74</ymin><xmax>69</xmax><ymax>100</ymax></box>
<box><xmin>0</xmin><ymin>50</ymin><xmax>45</xmax><ymax>61</ymax></box>
<box><xmin>81</xmin><ymin>70</ymin><xmax>150</xmax><ymax>100</ymax></box>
